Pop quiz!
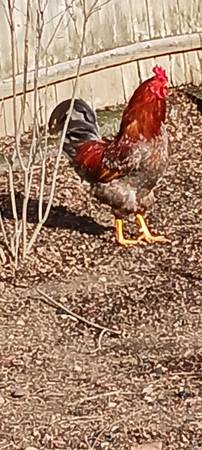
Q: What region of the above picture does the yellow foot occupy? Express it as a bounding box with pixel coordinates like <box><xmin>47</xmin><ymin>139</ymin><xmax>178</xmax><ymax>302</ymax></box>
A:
<box><xmin>136</xmin><ymin>214</ymin><xmax>169</xmax><ymax>244</ymax></box>
<box><xmin>115</xmin><ymin>219</ymin><xmax>139</xmax><ymax>246</ymax></box>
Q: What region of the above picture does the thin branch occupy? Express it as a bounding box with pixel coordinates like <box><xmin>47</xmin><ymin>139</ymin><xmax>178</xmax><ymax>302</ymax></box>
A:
<box><xmin>0</xmin><ymin>211</ymin><xmax>12</xmax><ymax>256</ymax></box>
<box><xmin>7</xmin><ymin>0</ymin><xmax>25</xmax><ymax>170</ymax></box>
<box><xmin>91</xmin><ymin>0</ymin><xmax>112</xmax><ymax>15</ymax></box>
<box><xmin>6</xmin><ymin>158</ymin><xmax>18</xmax><ymax>256</ymax></box>
<box><xmin>38</xmin><ymin>55</ymin><xmax>49</xmax><ymax>222</ymax></box>
<box><xmin>37</xmin><ymin>288</ymin><xmax>121</xmax><ymax>336</ymax></box>
<box><xmin>66</xmin><ymin>391</ymin><xmax>131</xmax><ymax>407</ymax></box>
<box><xmin>17</xmin><ymin>0</ymin><xmax>31</xmax><ymax>135</ymax></box>
<box><xmin>0</xmin><ymin>247</ymin><xmax>6</xmax><ymax>265</ymax></box>
<box><xmin>14</xmin><ymin>221</ymin><xmax>22</xmax><ymax>268</ymax></box>
<box><xmin>64</xmin><ymin>0</ymin><xmax>80</xmax><ymax>38</ymax></box>
<box><xmin>41</xmin><ymin>3</ymin><xmax>74</xmax><ymax>58</ymax></box>
<box><xmin>2</xmin><ymin>0</ymin><xmax>112</xmax><ymax>265</ymax></box>
<box><xmin>87</xmin><ymin>0</ymin><xmax>99</xmax><ymax>18</ymax></box>
<box><xmin>55</xmin><ymin>414</ymin><xmax>104</xmax><ymax>424</ymax></box>
<box><xmin>26</xmin><ymin>7</ymin><xmax>88</xmax><ymax>254</ymax></box>
<box><xmin>22</xmin><ymin>1</ymin><xmax>45</xmax><ymax>258</ymax></box>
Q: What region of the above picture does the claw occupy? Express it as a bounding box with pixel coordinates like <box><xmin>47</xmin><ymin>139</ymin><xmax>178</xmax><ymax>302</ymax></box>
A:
<box><xmin>136</xmin><ymin>214</ymin><xmax>169</xmax><ymax>244</ymax></box>
<box><xmin>115</xmin><ymin>215</ymin><xmax>169</xmax><ymax>246</ymax></box>
<box><xmin>115</xmin><ymin>219</ymin><xmax>139</xmax><ymax>246</ymax></box>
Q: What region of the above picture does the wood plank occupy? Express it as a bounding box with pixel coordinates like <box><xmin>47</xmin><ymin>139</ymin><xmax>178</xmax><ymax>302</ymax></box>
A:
<box><xmin>129</xmin><ymin>0</ymin><xmax>150</xmax><ymax>40</ymax></box>
<box><xmin>37</xmin><ymin>84</ymin><xmax>57</xmax><ymax>127</ymax></box>
<box><xmin>23</xmin><ymin>92</ymin><xmax>34</xmax><ymax>132</ymax></box>
<box><xmin>170</xmin><ymin>53</ymin><xmax>187</xmax><ymax>85</ymax></box>
<box><xmin>178</xmin><ymin>0</ymin><xmax>202</xmax><ymax>34</ymax></box>
<box><xmin>120</xmin><ymin>62</ymin><xmax>140</xmax><ymax>101</ymax></box>
<box><xmin>185</xmin><ymin>50</ymin><xmax>202</xmax><ymax>85</ymax></box>
<box><xmin>182</xmin><ymin>53</ymin><xmax>194</xmax><ymax>84</ymax></box>
<box><xmin>1</xmin><ymin>0</ymin><xmax>202</xmax><ymax>84</ymax></box>
<box><xmin>91</xmin><ymin>66</ymin><xmax>125</xmax><ymax>108</ymax></box>
<box><xmin>60</xmin><ymin>1</ymin><xmax>83</xmax><ymax>60</ymax></box>
<box><xmin>145</xmin><ymin>0</ymin><xmax>166</xmax><ymax>38</ymax></box>
<box><xmin>1</xmin><ymin>49</ymin><xmax>202</xmax><ymax>137</ymax></box>
<box><xmin>85</xmin><ymin>0</ymin><xmax>117</xmax><ymax>54</ymax></box>
<box><xmin>0</xmin><ymin>0</ymin><xmax>13</xmax><ymax>78</ymax></box>
<box><xmin>82</xmin><ymin>2</ymin><xmax>104</xmax><ymax>55</ymax></box>
<box><xmin>74</xmin><ymin>74</ymin><xmax>94</xmax><ymax>108</ymax></box>
<box><xmin>1</xmin><ymin>33</ymin><xmax>201</xmax><ymax>100</ymax></box>
<box><xmin>56</xmin><ymin>79</ymin><xmax>74</xmax><ymax>104</ymax></box>
<box><xmin>3</xmin><ymin>98</ymin><xmax>14</xmax><ymax>136</ymax></box>
<box><xmin>0</xmin><ymin>101</ymin><xmax>6</xmax><ymax>137</ymax></box>
<box><xmin>162</xmin><ymin>0</ymin><xmax>181</xmax><ymax>36</ymax></box>
<box><xmin>138</xmin><ymin>58</ymin><xmax>156</xmax><ymax>82</ymax></box>
<box><xmin>113</xmin><ymin>0</ymin><xmax>134</xmax><ymax>45</ymax></box>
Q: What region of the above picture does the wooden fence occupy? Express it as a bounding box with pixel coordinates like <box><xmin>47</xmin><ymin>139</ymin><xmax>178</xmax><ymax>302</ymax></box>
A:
<box><xmin>0</xmin><ymin>0</ymin><xmax>201</xmax><ymax>136</ymax></box>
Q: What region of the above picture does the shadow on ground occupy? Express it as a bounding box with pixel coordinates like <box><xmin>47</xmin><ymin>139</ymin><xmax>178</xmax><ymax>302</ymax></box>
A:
<box><xmin>0</xmin><ymin>191</ymin><xmax>112</xmax><ymax>236</ymax></box>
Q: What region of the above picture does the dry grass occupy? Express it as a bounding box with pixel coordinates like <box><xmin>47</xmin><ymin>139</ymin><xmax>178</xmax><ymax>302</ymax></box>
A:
<box><xmin>0</xmin><ymin>89</ymin><xmax>201</xmax><ymax>450</ymax></box>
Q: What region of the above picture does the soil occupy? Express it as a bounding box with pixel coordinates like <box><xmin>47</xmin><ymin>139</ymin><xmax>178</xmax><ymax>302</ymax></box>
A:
<box><xmin>0</xmin><ymin>88</ymin><xmax>201</xmax><ymax>450</ymax></box>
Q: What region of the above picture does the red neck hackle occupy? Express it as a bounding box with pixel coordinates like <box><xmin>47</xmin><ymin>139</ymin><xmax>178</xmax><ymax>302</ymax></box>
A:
<box><xmin>118</xmin><ymin>65</ymin><xmax>168</xmax><ymax>141</ymax></box>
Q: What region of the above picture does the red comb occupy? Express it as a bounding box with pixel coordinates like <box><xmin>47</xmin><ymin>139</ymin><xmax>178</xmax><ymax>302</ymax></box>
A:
<box><xmin>153</xmin><ymin>66</ymin><xmax>168</xmax><ymax>81</ymax></box>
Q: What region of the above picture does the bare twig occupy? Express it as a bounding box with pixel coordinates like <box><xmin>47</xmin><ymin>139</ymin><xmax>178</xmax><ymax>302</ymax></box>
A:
<box><xmin>90</xmin><ymin>420</ymin><xmax>121</xmax><ymax>450</ymax></box>
<box><xmin>66</xmin><ymin>391</ymin><xmax>133</xmax><ymax>407</ymax></box>
<box><xmin>55</xmin><ymin>414</ymin><xmax>104</xmax><ymax>423</ymax></box>
<box><xmin>21</xmin><ymin>2</ymin><xmax>45</xmax><ymax>259</ymax></box>
<box><xmin>41</xmin><ymin>2</ymin><xmax>74</xmax><ymax>57</ymax></box>
<box><xmin>90</xmin><ymin>328</ymin><xmax>108</xmax><ymax>353</ymax></box>
<box><xmin>6</xmin><ymin>158</ymin><xmax>19</xmax><ymax>260</ymax></box>
<box><xmin>37</xmin><ymin>288</ymin><xmax>121</xmax><ymax>336</ymax></box>
<box><xmin>0</xmin><ymin>211</ymin><xmax>10</xmax><ymax>253</ymax></box>
<box><xmin>7</xmin><ymin>0</ymin><xmax>25</xmax><ymax>170</ymax></box>
<box><xmin>2</xmin><ymin>0</ymin><xmax>112</xmax><ymax>265</ymax></box>
<box><xmin>91</xmin><ymin>0</ymin><xmax>112</xmax><ymax>14</ymax></box>
<box><xmin>18</xmin><ymin>0</ymin><xmax>31</xmax><ymax>135</ymax></box>
<box><xmin>0</xmin><ymin>247</ymin><xmax>7</xmax><ymax>265</ymax></box>
<box><xmin>26</xmin><ymin>2</ymin><xmax>89</xmax><ymax>254</ymax></box>
<box><xmin>38</xmin><ymin>56</ymin><xmax>49</xmax><ymax>222</ymax></box>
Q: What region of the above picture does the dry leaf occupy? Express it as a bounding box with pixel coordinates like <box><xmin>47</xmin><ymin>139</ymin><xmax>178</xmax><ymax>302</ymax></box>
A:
<box><xmin>131</xmin><ymin>441</ymin><xmax>163</xmax><ymax>450</ymax></box>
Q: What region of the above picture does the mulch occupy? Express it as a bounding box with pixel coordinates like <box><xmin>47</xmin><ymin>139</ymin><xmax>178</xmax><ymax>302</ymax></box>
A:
<box><xmin>0</xmin><ymin>88</ymin><xmax>201</xmax><ymax>450</ymax></box>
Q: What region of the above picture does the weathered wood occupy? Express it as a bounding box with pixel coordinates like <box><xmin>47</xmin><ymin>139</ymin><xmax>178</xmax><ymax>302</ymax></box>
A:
<box><xmin>112</xmin><ymin>0</ymin><xmax>134</xmax><ymax>46</ymax></box>
<box><xmin>145</xmin><ymin>0</ymin><xmax>167</xmax><ymax>38</ymax></box>
<box><xmin>128</xmin><ymin>0</ymin><xmax>150</xmax><ymax>41</ymax></box>
<box><xmin>56</xmin><ymin>79</ymin><xmax>73</xmax><ymax>105</ymax></box>
<box><xmin>170</xmin><ymin>53</ymin><xmax>187</xmax><ymax>85</ymax></box>
<box><xmin>138</xmin><ymin>58</ymin><xmax>156</xmax><ymax>82</ymax></box>
<box><xmin>2</xmin><ymin>49</ymin><xmax>201</xmax><ymax>137</ymax></box>
<box><xmin>1</xmin><ymin>0</ymin><xmax>202</xmax><ymax>78</ymax></box>
<box><xmin>91</xmin><ymin>66</ymin><xmax>125</xmax><ymax>108</ymax></box>
<box><xmin>178</xmin><ymin>0</ymin><xmax>202</xmax><ymax>34</ymax></box>
<box><xmin>0</xmin><ymin>0</ymin><xmax>149</xmax><ymax>78</ymax></box>
<box><xmin>161</xmin><ymin>0</ymin><xmax>181</xmax><ymax>36</ymax></box>
<box><xmin>0</xmin><ymin>101</ymin><xmax>6</xmax><ymax>136</ymax></box>
<box><xmin>185</xmin><ymin>50</ymin><xmax>202</xmax><ymax>85</ymax></box>
<box><xmin>120</xmin><ymin>62</ymin><xmax>140</xmax><ymax>102</ymax></box>
<box><xmin>1</xmin><ymin>32</ymin><xmax>201</xmax><ymax>101</ymax></box>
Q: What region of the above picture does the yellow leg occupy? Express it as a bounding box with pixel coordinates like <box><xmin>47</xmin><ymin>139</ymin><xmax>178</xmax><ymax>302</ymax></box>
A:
<box><xmin>115</xmin><ymin>219</ymin><xmax>139</xmax><ymax>246</ymax></box>
<box><xmin>136</xmin><ymin>214</ymin><xmax>169</xmax><ymax>243</ymax></box>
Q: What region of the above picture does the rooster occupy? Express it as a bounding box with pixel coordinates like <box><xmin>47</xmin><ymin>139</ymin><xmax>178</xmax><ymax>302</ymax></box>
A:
<box><xmin>49</xmin><ymin>66</ymin><xmax>169</xmax><ymax>246</ymax></box>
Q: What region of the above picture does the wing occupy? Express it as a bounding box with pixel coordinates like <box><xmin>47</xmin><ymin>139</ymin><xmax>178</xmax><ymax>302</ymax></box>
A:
<box><xmin>74</xmin><ymin>137</ymin><xmax>143</xmax><ymax>183</ymax></box>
